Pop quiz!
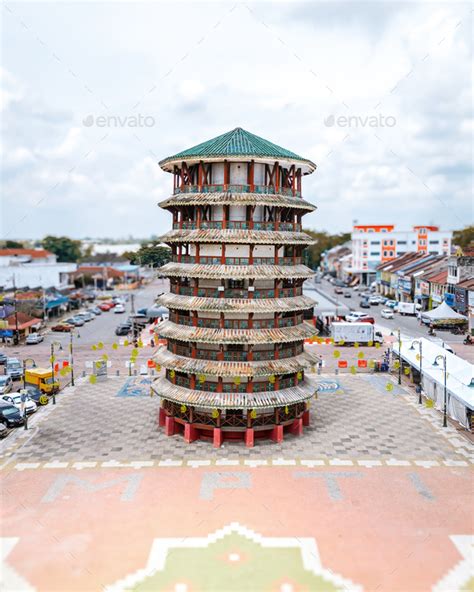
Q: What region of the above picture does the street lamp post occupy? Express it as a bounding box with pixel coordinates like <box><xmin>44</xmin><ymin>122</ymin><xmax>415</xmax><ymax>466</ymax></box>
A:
<box><xmin>409</xmin><ymin>340</ymin><xmax>423</xmax><ymax>404</ymax></box>
<box><xmin>69</xmin><ymin>331</ymin><xmax>75</xmax><ymax>387</ymax></box>
<box><xmin>50</xmin><ymin>341</ymin><xmax>63</xmax><ymax>405</ymax></box>
<box><xmin>433</xmin><ymin>354</ymin><xmax>448</xmax><ymax>427</ymax></box>
<box><xmin>397</xmin><ymin>328</ymin><xmax>402</xmax><ymax>385</ymax></box>
<box><xmin>22</xmin><ymin>357</ymin><xmax>37</xmax><ymax>390</ymax></box>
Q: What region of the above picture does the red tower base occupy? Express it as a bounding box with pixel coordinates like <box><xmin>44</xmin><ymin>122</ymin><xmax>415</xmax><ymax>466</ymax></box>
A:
<box><xmin>158</xmin><ymin>403</ymin><xmax>309</xmax><ymax>447</ymax></box>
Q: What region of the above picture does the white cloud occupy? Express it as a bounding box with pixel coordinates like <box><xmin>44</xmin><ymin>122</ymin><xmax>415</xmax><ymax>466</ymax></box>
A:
<box><xmin>1</xmin><ymin>1</ymin><xmax>472</xmax><ymax>239</ymax></box>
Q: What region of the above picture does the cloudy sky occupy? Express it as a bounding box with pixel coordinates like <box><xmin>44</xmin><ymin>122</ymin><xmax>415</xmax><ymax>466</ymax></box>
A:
<box><xmin>1</xmin><ymin>1</ymin><xmax>472</xmax><ymax>240</ymax></box>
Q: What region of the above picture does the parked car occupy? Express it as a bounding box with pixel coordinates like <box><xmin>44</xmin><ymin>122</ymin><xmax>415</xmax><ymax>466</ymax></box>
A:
<box><xmin>24</xmin><ymin>385</ymin><xmax>49</xmax><ymax>405</ymax></box>
<box><xmin>99</xmin><ymin>303</ymin><xmax>113</xmax><ymax>311</ymax></box>
<box><xmin>381</xmin><ymin>308</ymin><xmax>394</xmax><ymax>319</ymax></box>
<box><xmin>0</xmin><ymin>423</ymin><xmax>8</xmax><ymax>438</ymax></box>
<box><xmin>26</xmin><ymin>333</ymin><xmax>44</xmax><ymax>345</ymax></box>
<box><xmin>346</xmin><ymin>312</ymin><xmax>370</xmax><ymax>322</ymax></box>
<box><xmin>334</xmin><ymin>287</ymin><xmax>344</xmax><ymax>295</ymax></box>
<box><xmin>0</xmin><ymin>401</ymin><xmax>25</xmax><ymax>427</ymax></box>
<box><xmin>65</xmin><ymin>317</ymin><xmax>85</xmax><ymax>327</ymax></box>
<box><xmin>115</xmin><ymin>324</ymin><xmax>131</xmax><ymax>336</ymax></box>
<box><xmin>369</xmin><ymin>296</ymin><xmax>380</xmax><ymax>306</ymax></box>
<box><xmin>6</xmin><ymin>358</ymin><xmax>23</xmax><ymax>380</ymax></box>
<box><xmin>2</xmin><ymin>393</ymin><xmax>37</xmax><ymax>415</ymax></box>
<box><xmin>91</xmin><ymin>307</ymin><xmax>102</xmax><ymax>315</ymax></box>
<box><xmin>76</xmin><ymin>311</ymin><xmax>94</xmax><ymax>322</ymax></box>
<box><xmin>114</xmin><ymin>304</ymin><xmax>125</xmax><ymax>314</ymax></box>
<box><xmin>343</xmin><ymin>292</ymin><xmax>351</xmax><ymax>298</ymax></box>
<box><xmin>360</xmin><ymin>300</ymin><xmax>370</xmax><ymax>309</ymax></box>
<box><xmin>385</xmin><ymin>300</ymin><xmax>398</xmax><ymax>309</ymax></box>
<box><xmin>0</xmin><ymin>352</ymin><xmax>7</xmax><ymax>365</ymax></box>
<box><xmin>358</xmin><ymin>316</ymin><xmax>375</xmax><ymax>324</ymax></box>
<box><xmin>0</xmin><ymin>375</ymin><xmax>13</xmax><ymax>395</ymax></box>
<box><xmin>51</xmin><ymin>323</ymin><xmax>73</xmax><ymax>332</ymax></box>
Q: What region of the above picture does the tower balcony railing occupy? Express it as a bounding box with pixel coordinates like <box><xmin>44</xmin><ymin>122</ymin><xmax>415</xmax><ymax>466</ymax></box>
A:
<box><xmin>172</xmin><ymin>221</ymin><xmax>302</xmax><ymax>231</ymax></box>
<box><xmin>169</xmin><ymin>313</ymin><xmax>303</xmax><ymax>329</ymax></box>
<box><xmin>172</xmin><ymin>374</ymin><xmax>301</xmax><ymax>393</ymax></box>
<box><xmin>173</xmin><ymin>183</ymin><xmax>302</xmax><ymax>198</ymax></box>
<box><xmin>168</xmin><ymin>342</ymin><xmax>305</xmax><ymax>362</ymax></box>
<box><xmin>170</xmin><ymin>285</ymin><xmax>303</xmax><ymax>298</ymax></box>
<box><xmin>171</xmin><ymin>255</ymin><xmax>302</xmax><ymax>265</ymax></box>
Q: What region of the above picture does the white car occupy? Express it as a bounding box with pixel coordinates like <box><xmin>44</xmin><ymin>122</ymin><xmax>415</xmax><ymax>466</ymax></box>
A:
<box><xmin>346</xmin><ymin>312</ymin><xmax>369</xmax><ymax>323</ymax></box>
<box><xmin>26</xmin><ymin>333</ymin><xmax>44</xmax><ymax>345</ymax></box>
<box><xmin>381</xmin><ymin>308</ymin><xmax>394</xmax><ymax>319</ymax></box>
<box><xmin>0</xmin><ymin>375</ymin><xmax>13</xmax><ymax>395</ymax></box>
<box><xmin>114</xmin><ymin>304</ymin><xmax>126</xmax><ymax>314</ymax></box>
<box><xmin>1</xmin><ymin>393</ymin><xmax>37</xmax><ymax>415</ymax></box>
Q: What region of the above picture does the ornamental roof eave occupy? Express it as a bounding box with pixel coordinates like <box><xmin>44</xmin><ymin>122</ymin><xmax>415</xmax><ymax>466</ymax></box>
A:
<box><xmin>153</xmin><ymin>346</ymin><xmax>321</xmax><ymax>377</ymax></box>
<box><xmin>156</xmin><ymin>293</ymin><xmax>317</xmax><ymax>313</ymax></box>
<box><xmin>158</xmin><ymin>128</ymin><xmax>316</xmax><ymax>174</ymax></box>
<box><xmin>159</xmin><ymin>263</ymin><xmax>315</xmax><ymax>280</ymax></box>
<box><xmin>156</xmin><ymin>320</ymin><xmax>318</xmax><ymax>345</ymax></box>
<box><xmin>151</xmin><ymin>375</ymin><xmax>318</xmax><ymax>409</ymax></box>
<box><xmin>160</xmin><ymin>229</ymin><xmax>315</xmax><ymax>246</ymax></box>
<box><xmin>158</xmin><ymin>192</ymin><xmax>316</xmax><ymax>212</ymax></box>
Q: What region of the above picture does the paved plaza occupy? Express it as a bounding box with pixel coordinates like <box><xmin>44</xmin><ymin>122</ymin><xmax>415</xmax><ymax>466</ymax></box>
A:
<box><xmin>1</xmin><ymin>373</ymin><xmax>472</xmax><ymax>591</ymax></box>
<box><xmin>1</xmin><ymin>373</ymin><xmax>471</xmax><ymax>465</ymax></box>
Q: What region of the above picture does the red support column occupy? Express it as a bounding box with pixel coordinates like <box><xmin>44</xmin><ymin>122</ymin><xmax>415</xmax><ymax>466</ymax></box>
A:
<box><xmin>195</xmin><ymin>243</ymin><xmax>200</xmax><ymax>263</ymax></box>
<box><xmin>223</xmin><ymin>205</ymin><xmax>228</xmax><ymax>230</ymax></box>
<box><xmin>303</xmin><ymin>409</ymin><xmax>310</xmax><ymax>426</ymax></box>
<box><xmin>190</xmin><ymin>374</ymin><xmax>196</xmax><ymax>389</ymax></box>
<box><xmin>245</xmin><ymin>428</ymin><xmax>255</xmax><ymax>447</ymax></box>
<box><xmin>249</xmin><ymin>244</ymin><xmax>254</xmax><ymax>265</ymax></box>
<box><xmin>290</xmin><ymin>417</ymin><xmax>303</xmax><ymax>436</ymax></box>
<box><xmin>184</xmin><ymin>422</ymin><xmax>198</xmax><ymax>443</ymax></box>
<box><xmin>217</xmin><ymin>376</ymin><xmax>223</xmax><ymax>392</ymax></box>
<box><xmin>224</xmin><ymin>159</ymin><xmax>230</xmax><ymax>189</ymax></box>
<box><xmin>221</xmin><ymin>244</ymin><xmax>226</xmax><ymax>265</ymax></box>
<box><xmin>158</xmin><ymin>407</ymin><xmax>166</xmax><ymax>427</ymax></box>
<box><xmin>274</xmin><ymin>245</ymin><xmax>279</xmax><ymax>265</ymax></box>
<box><xmin>165</xmin><ymin>415</ymin><xmax>176</xmax><ymax>437</ymax></box>
<box><xmin>247</xmin><ymin>346</ymin><xmax>253</xmax><ymax>361</ymax></box>
<box><xmin>248</xmin><ymin>159</ymin><xmax>255</xmax><ymax>192</ymax></box>
<box><xmin>213</xmin><ymin>427</ymin><xmax>223</xmax><ymax>448</ymax></box>
<box><xmin>271</xmin><ymin>425</ymin><xmax>284</xmax><ymax>443</ymax></box>
<box><xmin>275</xmin><ymin>162</ymin><xmax>280</xmax><ymax>192</ymax></box>
<box><xmin>196</xmin><ymin>207</ymin><xmax>202</xmax><ymax>229</ymax></box>
<box><xmin>198</xmin><ymin>161</ymin><xmax>203</xmax><ymax>190</ymax></box>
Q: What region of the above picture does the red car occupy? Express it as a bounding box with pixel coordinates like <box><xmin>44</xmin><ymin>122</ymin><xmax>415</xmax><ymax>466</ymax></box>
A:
<box><xmin>99</xmin><ymin>302</ymin><xmax>113</xmax><ymax>311</ymax></box>
<box><xmin>359</xmin><ymin>316</ymin><xmax>375</xmax><ymax>324</ymax></box>
<box><xmin>51</xmin><ymin>323</ymin><xmax>73</xmax><ymax>332</ymax></box>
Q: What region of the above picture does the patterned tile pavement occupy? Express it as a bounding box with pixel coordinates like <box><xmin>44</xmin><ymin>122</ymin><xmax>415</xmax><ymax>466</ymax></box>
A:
<box><xmin>1</xmin><ymin>373</ymin><xmax>471</xmax><ymax>466</ymax></box>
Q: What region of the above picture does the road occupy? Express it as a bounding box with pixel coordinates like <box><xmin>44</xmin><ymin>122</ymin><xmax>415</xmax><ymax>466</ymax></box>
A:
<box><xmin>0</xmin><ymin>278</ymin><xmax>168</xmax><ymax>381</ymax></box>
<box><xmin>308</xmin><ymin>277</ymin><xmax>473</xmax><ymax>361</ymax></box>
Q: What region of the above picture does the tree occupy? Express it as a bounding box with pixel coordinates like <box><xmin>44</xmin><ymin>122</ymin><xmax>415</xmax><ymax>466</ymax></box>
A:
<box><xmin>453</xmin><ymin>225</ymin><xmax>474</xmax><ymax>250</ymax></box>
<box><xmin>41</xmin><ymin>236</ymin><xmax>82</xmax><ymax>262</ymax></box>
<box><xmin>303</xmin><ymin>230</ymin><xmax>351</xmax><ymax>269</ymax></box>
<box><xmin>124</xmin><ymin>242</ymin><xmax>171</xmax><ymax>268</ymax></box>
<box><xmin>1</xmin><ymin>240</ymin><xmax>24</xmax><ymax>249</ymax></box>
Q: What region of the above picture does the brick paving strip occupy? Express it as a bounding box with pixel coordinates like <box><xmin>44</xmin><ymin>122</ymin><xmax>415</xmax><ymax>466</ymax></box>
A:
<box><xmin>0</xmin><ymin>374</ymin><xmax>471</xmax><ymax>468</ymax></box>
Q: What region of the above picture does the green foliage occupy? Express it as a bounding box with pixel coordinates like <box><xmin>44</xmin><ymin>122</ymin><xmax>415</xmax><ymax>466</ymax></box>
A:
<box><xmin>41</xmin><ymin>236</ymin><xmax>82</xmax><ymax>262</ymax></box>
<box><xmin>303</xmin><ymin>230</ymin><xmax>351</xmax><ymax>269</ymax></box>
<box><xmin>124</xmin><ymin>242</ymin><xmax>171</xmax><ymax>268</ymax></box>
<box><xmin>453</xmin><ymin>225</ymin><xmax>474</xmax><ymax>250</ymax></box>
<box><xmin>1</xmin><ymin>240</ymin><xmax>24</xmax><ymax>249</ymax></box>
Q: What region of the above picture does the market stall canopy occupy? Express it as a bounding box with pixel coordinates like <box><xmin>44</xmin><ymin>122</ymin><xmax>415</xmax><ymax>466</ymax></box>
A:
<box><xmin>421</xmin><ymin>301</ymin><xmax>467</xmax><ymax>322</ymax></box>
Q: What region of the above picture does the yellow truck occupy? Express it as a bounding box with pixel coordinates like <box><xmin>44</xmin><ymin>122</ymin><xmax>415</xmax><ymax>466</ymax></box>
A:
<box><xmin>24</xmin><ymin>368</ymin><xmax>60</xmax><ymax>394</ymax></box>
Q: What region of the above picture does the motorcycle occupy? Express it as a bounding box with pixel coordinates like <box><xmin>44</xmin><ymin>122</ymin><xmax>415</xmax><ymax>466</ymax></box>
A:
<box><xmin>463</xmin><ymin>335</ymin><xmax>473</xmax><ymax>345</ymax></box>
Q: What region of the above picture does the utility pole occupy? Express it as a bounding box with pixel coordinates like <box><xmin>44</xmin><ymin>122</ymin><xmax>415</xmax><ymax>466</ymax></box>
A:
<box><xmin>130</xmin><ymin>293</ymin><xmax>135</xmax><ymax>314</ymax></box>
<box><xmin>70</xmin><ymin>331</ymin><xmax>75</xmax><ymax>387</ymax></box>
<box><xmin>397</xmin><ymin>328</ymin><xmax>402</xmax><ymax>385</ymax></box>
<box><xmin>13</xmin><ymin>274</ymin><xmax>19</xmax><ymax>345</ymax></box>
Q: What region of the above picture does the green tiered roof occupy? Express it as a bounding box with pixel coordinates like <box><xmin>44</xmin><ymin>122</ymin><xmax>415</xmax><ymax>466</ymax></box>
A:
<box><xmin>159</xmin><ymin>127</ymin><xmax>315</xmax><ymax>168</ymax></box>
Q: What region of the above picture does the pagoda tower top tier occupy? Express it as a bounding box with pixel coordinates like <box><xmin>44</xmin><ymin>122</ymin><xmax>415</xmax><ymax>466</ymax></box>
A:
<box><xmin>159</xmin><ymin>127</ymin><xmax>316</xmax><ymax>174</ymax></box>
